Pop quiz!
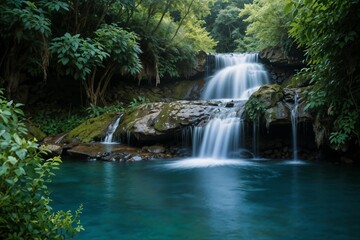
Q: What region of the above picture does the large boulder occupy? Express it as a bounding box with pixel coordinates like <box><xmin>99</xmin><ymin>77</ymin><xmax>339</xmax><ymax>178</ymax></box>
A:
<box><xmin>64</xmin><ymin>112</ymin><xmax>118</xmax><ymax>143</ymax></box>
<box><xmin>251</xmin><ymin>84</ymin><xmax>284</xmax><ymax>108</ymax></box>
<box><xmin>246</xmin><ymin>84</ymin><xmax>312</xmax><ymax>126</ymax></box>
<box><xmin>117</xmin><ymin>100</ymin><xmax>243</xmax><ymax>143</ymax></box>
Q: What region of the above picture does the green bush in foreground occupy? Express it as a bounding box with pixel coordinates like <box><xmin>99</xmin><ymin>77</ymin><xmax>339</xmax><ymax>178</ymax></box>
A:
<box><xmin>0</xmin><ymin>89</ymin><xmax>83</xmax><ymax>239</ymax></box>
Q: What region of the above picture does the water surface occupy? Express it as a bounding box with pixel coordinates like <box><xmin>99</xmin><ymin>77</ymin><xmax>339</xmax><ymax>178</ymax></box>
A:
<box><xmin>50</xmin><ymin>158</ymin><xmax>360</xmax><ymax>240</ymax></box>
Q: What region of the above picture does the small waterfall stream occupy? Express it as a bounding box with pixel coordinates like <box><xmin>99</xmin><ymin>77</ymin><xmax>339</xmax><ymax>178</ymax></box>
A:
<box><xmin>191</xmin><ymin>53</ymin><xmax>269</xmax><ymax>160</ymax></box>
<box><xmin>291</xmin><ymin>93</ymin><xmax>299</xmax><ymax>160</ymax></box>
<box><xmin>103</xmin><ymin>114</ymin><xmax>123</xmax><ymax>143</ymax></box>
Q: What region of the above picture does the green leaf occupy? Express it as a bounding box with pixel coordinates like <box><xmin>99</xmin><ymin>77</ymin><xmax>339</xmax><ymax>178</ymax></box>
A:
<box><xmin>0</xmin><ymin>165</ymin><xmax>9</xmax><ymax>176</ymax></box>
<box><xmin>7</xmin><ymin>156</ymin><xmax>18</xmax><ymax>165</ymax></box>
<box><xmin>15</xmin><ymin>167</ymin><xmax>26</xmax><ymax>176</ymax></box>
<box><xmin>13</xmin><ymin>133</ymin><xmax>22</xmax><ymax>145</ymax></box>
<box><xmin>61</xmin><ymin>58</ymin><xmax>70</xmax><ymax>65</ymax></box>
<box><xmin>15</xmin><ymin>149</ymin><xmax>27</xmax><ymax>160</ymax></box>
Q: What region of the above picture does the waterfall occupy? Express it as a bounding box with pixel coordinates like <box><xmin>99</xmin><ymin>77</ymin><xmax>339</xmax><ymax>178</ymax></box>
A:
<box><xmin>191</xmin><ymin>53</ymin><xmax>269</xmax><ymax>159</ymax></box>
<box><xmin>202</xmin><ymin>53</ymin><xmax>269</xmax><ymax>100</ymax></box>
<box><xmin>103</xmin><ymin>114</ymin><xmax>122</xmax><ymax>143</ymax></box>
<box><xmin>192</xmin><ymin>103</ymin><xmax>246</xmax><ymax>159</ymax></box>
<box><xmin>291</xmin><ymin>93</ymin><xmax>299</xmax><ymax>160</ymax></box>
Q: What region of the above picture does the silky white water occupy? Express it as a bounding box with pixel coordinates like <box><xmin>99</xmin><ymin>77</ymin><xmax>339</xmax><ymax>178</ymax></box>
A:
<box><xmin>103</xmin><ymin>114</ymin><xmax>122</xmax><ymax>143</ymax></box>
<box><xmin>182</xmin><ymin>53</ymin><xmax>269</xmax><ymax>164</ymax></box>
<box><xmin>201</xmin><ymin>53</ymin><xmax>269</xmax><ymax>100</ymax></box>
<box><xmin>291</xmin><ymin>93</ymin><xmax>299</xmax><ymax>160</ymax></box>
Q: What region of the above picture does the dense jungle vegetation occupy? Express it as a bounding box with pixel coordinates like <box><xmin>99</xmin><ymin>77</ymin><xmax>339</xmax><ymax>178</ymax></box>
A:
<box><xmin>1</xmin><ymin>0</ymin><xmax>360</xmax><ymax>238</ymax></box>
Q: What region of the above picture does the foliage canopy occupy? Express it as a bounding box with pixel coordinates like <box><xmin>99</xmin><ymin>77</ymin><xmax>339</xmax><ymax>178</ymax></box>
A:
<box><xmin>0</xmin><ymin>0</ymin><xmax>216</xmax><ymax>105</ymax></box>
<box><xmin>287</xmin><ymin>0</ymin><xmax>360</xmax><ymax>149</ymax></box>
<box><xmin>0</xmin><ymin>89</ymin><xmax>83</xmax><ymax>239</ymax></box>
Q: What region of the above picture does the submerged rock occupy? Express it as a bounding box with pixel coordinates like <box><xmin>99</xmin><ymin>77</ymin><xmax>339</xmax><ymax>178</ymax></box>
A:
<box><xmin>66</xmin><ymin>143</ymin><xmax>182</xmax><ymax>162</ymax></box>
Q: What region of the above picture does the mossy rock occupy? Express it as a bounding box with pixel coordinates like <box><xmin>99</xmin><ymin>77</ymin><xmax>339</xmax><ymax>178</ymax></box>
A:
<box><xmin>282</xmin><ymin>75</ymin><xmax>310</xmax><ymax>88</ymax></box>
<box><xmin>252</xmin><ymin>84</ymin><xmax>284</xmax><ymax>108</ymax></box>
<box><xmin>153</xmin><ymin>102</ymin><xmax>184</xmax><ymax>131</ymax></box>
<box><xmin>117</xmin><ymin>101</ymin><xmax>218</xmax><ymax>143</ymax></box>
<box><xmin>264</xmin><ymin>102</ymin><xmax>291</xmax><ymax>125</ymax></box>
<box><xmin>25</xmin><ymin>121</ymin><xmax>47</xmax><ymax>141</ymax></box>
<box><xmin>64</xmin><ymin>112</ymin><xmax>118</xmax><ymax>143</ymax></box>
<box><xmin>170</xmin><ymin>80</ymin><xmax>205</xmax><ymax>100</ymax></box>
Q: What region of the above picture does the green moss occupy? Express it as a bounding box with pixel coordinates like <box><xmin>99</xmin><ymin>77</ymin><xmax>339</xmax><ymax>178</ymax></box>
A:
<box><xmin>251</xmin><ymin>84</ymin><xmax>284</xmax><ymax>108</ymax></box>
<box><xmin>64</xmin><ymin>112</ymin><xmax>117</xmax><ymax>143</ymax></box>
<box><xmin>119</xmin><ymin>108</ymin><xmax>140</xmax><ymax>130</ymax></box>
<box><xmin>171</xmin><ymin>81</ymin><xmax>193</xmax><ymax>99</ymax></box>
<box><xmin>253</xmin><ymin>84</ymin><xmax>282</xmax><ymax>96</ymax></box>
<box><xmin>25</xmin><ymin>121</ymin><xmax>47</xmax><ymax>141</ymax></box>
<box><xmin>154</xmin><ymin>104</ymin><xmax>172</xmax><ymax>131</ymax></box>
<box><xmin>282</xmin><ymin>75</ymin><xmax>310</xmax><ymax>88</ymax></box>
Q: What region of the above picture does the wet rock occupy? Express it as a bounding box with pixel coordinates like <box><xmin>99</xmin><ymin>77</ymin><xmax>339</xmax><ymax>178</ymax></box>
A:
<box><xmin>142</xmin><ymin>145</ymin><xmax>166</xmax><ymax>154</ymax></box>
<box><xmin>131</xmin><ymin>156</ymin><xmax>142</xmax><ymax>161</ymax></box>
<box><xmin>117</xmin><ymin>100</ymin><xmax>240</xmax><ymax>143</ymax></box>
<box><xmin>40</xmin><ymin>144</ymin><xmax>63</xmax><ymax>157</ymax></box>
<box><xmin>225</xmin><ymin>102</ymin><xmax>234</xmax><ymax>108</ymax></box>
<box><xmin>252</xmin><ymin>84</ymin><xmax>284</xmax><ymax>108</ymax></box>
<box><xmin>259</xmin><ymin>46</ymin><xmax>305</xmax><ymax>68</ymax></box>
<box><xmin>247</xmin><ymin>85</ymin><xmax>312</xmax><ymax>127</ymax></box>
<box><xmin>64</xmin><ymin>112</ymin><xmax>118</xmax><ymax>143</ymax></box>
<box><xmin>65</xmin><ymin>143</ymin><xmax>182</xmax><ymax>162</ymax></box>
<box><xmin>264</xmin><ymin>102</ymin><xmax>290</xmax><ymax>125</ymax></box>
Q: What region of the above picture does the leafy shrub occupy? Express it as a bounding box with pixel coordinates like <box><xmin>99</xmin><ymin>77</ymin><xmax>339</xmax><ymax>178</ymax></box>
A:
<box><xmin>85</xmin><ymin>101</ymin><xmax>124</xmax><ymax>118</ymax></box>
<box><xmin>127</xmin><ymin>96</ymin><xmax>150</xmax><ymax>110</ymax></box>
<box><xmin>0</xmin><ymin>89</ymin><xmax>83</xmax><ymax>239</ymax></box>
<box><xmin>31</xmin><ymin>110</ymin><xmax>86</xmax><ymax>136</ymax></box>
<box><xmin>245</xmin><ymin>97</ymin><xmax>265</xmax><ymax>121</ymax></box>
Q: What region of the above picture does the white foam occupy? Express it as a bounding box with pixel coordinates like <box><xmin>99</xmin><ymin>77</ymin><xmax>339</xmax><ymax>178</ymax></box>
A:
<box><xmin>165</xmin><ymin>157</ymin><xmax>256</xmax><ymax>169</ymax></box>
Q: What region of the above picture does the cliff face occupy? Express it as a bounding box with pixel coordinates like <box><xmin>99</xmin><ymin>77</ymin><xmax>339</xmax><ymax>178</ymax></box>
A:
<box><xmin>259</xmin><ymin>46</ymin><xmax>306</xmax><ymax>86</ymax></box>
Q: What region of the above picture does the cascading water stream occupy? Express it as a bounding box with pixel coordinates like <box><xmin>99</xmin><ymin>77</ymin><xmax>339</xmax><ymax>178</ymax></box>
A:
<box><xmin>192</xmin><ymin>103</ymin><xmax>246</xmax><ymax>159</ymax></box>
<box><xmin>202</xmin><ymin>53</ymin><xmax>269</xmax><ymax>100</ymax></box>
<box><xmin>291</xmin><ymin>93</ymin><xmax>299</xmax><ymax>160</ymax></box>
<box><xmin>103</xmin><ymin>113</ymin><xmax>123</xmax><ymax>143</ymax></box>
<box><xmin>191</xmin><ymin>53</ymin><xmax>269</xmax><ymax>160</ymax></box>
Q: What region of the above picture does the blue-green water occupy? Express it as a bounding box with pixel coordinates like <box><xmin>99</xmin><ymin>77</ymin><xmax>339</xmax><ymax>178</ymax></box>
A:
<box><xmin>50</xmin><ymin>158</ymin><xmax>360</xmax><ymax>240</ymax></box>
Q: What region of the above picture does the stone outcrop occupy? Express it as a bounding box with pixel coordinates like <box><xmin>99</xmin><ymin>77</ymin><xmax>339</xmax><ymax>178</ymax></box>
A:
<box><xmin>259</xmin><ymin>46</ymin><xmax>305</xmax><ymax>67</ymax></box>
<box><xmin>259</xmin><ymin>46</ymin><xmax>306</xmax><ymax>86</ymax></box>
<box><xmin>246</xmin><ymin>84</ymin><xmax>312</xmax><ymax>126</ymax></box>
<box><xmin>116</xmin><ymin>100</ymin><xmax>243</xmax><ymax>143</ymax></box>
<box><xmin>63</xmin><ymin>112</ymin><xmax>118</xmax><ymax>143</ymax></box>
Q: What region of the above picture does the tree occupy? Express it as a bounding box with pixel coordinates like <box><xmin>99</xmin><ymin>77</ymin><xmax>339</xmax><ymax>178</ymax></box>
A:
<box><xmin>49</xmin><ymin>24</ymin><xmax>142</xmax><ymax>105</ymax></box>
<box><xmin>1</xmin><ymin>0</ymin><xmax>217</xmax><ymax>106</ymax></box>
<box><xmin>124</xmin><ymin>0</ymin><xmax>216</xmax><ymax>82</ymax></box>
<box><xmin>211</xmin><ymin>6</ymin><xmax>244</xmax><ymax>52</ymax></box>
<box><xmin>0</xmin><ymin>0</ymin><xmax>69</xmax><ymax>98</ymax></box>
<box><xmin>0</xmin><ymin>89</ymin><xmax>83</xmax><ymax>239</ymax></box>
<box><xmin>287</xmin><ymin>0</ymin><xmax>360</xmax><ymax>149</ymax></box>
<box><xmin>239</xmin><ymin>0</ymin><xmax>292</xmax><ymax>51</ymax></box>
<box><xmin>205</xmin><ymin>0</ymin><xmax>251</xmax><ymax>52</ymax></box>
